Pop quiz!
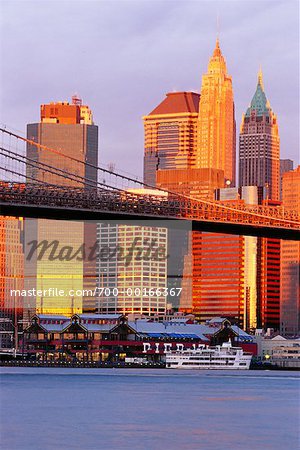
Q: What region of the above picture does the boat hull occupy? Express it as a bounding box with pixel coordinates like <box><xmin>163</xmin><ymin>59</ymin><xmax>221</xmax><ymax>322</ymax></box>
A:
<box><xmin>165</xmin><ymin>342</ymin><xmax>252</xmax><ymax>370</ymax></box>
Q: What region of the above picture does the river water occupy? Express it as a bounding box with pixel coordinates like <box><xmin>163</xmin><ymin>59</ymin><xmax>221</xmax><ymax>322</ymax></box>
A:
<box><xmin>0</xmin><ymin>368</ymin><xmax>299</xmax><ymax>450</ymax></box>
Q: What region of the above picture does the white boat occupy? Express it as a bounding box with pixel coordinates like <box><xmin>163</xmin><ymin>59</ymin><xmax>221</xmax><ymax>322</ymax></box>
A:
<box><xmin>165</xmin><ymin>340</ymin><xmax>252</xmax><ymax>370</ymax></box>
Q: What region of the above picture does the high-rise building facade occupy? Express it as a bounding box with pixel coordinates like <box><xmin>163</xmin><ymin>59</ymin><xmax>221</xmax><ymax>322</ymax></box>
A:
<box><xmin>27</xmin><ymin>96</ymin><xmax>98</xmax><ymax>187</ymax></box>
<box><xmin>156</xmin><ymin>167</ymin><xmax>225</xmax><ymax>313</ymax></box>
<box><xmin>0</xmin><ymin>217</ymin><xmax>24</xmax><ymax>348</ymax></box>
<box><xmin>143</xmin><ymin>92</ymin><xmax>200</xmax><ymax>185</ymax></box>
<box><xmin>280</xmin><ymin>159</ymin><xmax>294</xmax><ymax>177</ymax></box>
<box><xmin>96</xmin><ymin>221</ymin><xmax>168</xmax><ymax>316</ymax></box>
<box><xmin>280</xmin><ymin>166</ymin><xmax>300</xmax><ymax>336</ymax></box>
<box><xmin>180</xmin><ymin>40</ymin><xmax>237</xmax><ymax>323</ymax></box>
<box><xmin>156</xmin><ymin>168</ymin><xmax>224</xmax><ymax>201</ymax></box>
<box><xmin>191</xmin><ymin>231</ymin><xmax>245</xmax><ymax>326</ymax></box>
<box><xmin>258</xmin><ymin>202</ymin><xmax>281</xmax><ymax>330</ymax></box>
<box><xmin>239</xmin><ymin>70</ymin><xmax>281</xmax><ymax>330</ymax></box>
<box><xmin>215</xmin><ymin>186</ymin><xmax>263</xmax><ymax>331</ymax></box>
<box><xmin>239</xmin><ymin>70</ymin><xmax>280</xmax><ymax>201</ymax></box>
<box><xmin>143</xmin><ymin>92</ymin><xmax>201</xmax><ymax>312</ymax></box>
<box><xmin>181</xmin><ymin>40</ymin><xmax>236</xmax><ymax>320</ymax></box>
<box><xmin>143</xmin><ymin>40</ymin><xmax>236</xmax><ymax>317</ymax></box>
<box><xmin>279</xmin><ymin>159</ymin><xmax>294</xmax><ymax>200</ymax></box>
<box><xmin>196</xmin><ymin>39</ymin><xmax>236</xmax><ymax>186</ymax></box>
<box><xmin>190</xmin><ymin>186</ymin><xmax>262</xmax><ymax>329</ymax></box>
<box><xmin>25</xmin><ymin>97</ymin><xmax>98</xmax><ymax>316</ymax></box>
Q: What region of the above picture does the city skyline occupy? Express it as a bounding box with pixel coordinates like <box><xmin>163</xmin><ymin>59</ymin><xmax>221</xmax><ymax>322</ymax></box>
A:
<box><xmin>0</xmin><ymin>0</ymin><xmax>299</xmax><ymax>178</ymax></box>
<box><xmin>0</xmin><ymin>1</ymin><xmax>299</xmax><ymax>337</ymax></box>
<box><xmin>0</xmin><ymin>3</ymin><xmax>299</xmax><ymax>448</ymax></box>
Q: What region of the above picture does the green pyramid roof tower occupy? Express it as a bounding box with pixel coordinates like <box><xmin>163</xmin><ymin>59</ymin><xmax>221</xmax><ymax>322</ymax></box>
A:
<box><xmin>245</xmin><ymin>68</ymin><xmax>271</xmax><ymax>118</ymax></box>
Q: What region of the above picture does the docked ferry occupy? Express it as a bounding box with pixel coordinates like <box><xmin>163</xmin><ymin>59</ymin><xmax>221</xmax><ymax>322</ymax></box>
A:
<box><xmin>165</xmin><ymin>341</ymin><xmax>252</xmax><ymax>370</ymax></box>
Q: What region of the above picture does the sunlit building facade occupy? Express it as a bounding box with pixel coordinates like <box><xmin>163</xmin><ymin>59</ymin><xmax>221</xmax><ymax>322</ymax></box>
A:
<box><xmin>239</xmin><ymin>70</ymin><xmax>280</xmax><ymax>201</ymax></box>
<box><xmin>279</xmin><ymin>159</ymin><xmax>294</xmax><ymax>200</ymax></box>
<box><xmin>156</xmin><ymin>168</ymin><xmax>225</xmax><ymax>313</ymax></box>
<box><xmin>0</xmin><ymin>217</ymin><xmax>24</xmax><ymax>348</ymax></box>
<box><xmin>143</xmin><ymin>41</ymin><xmax>236</xmax><ymax>316</ymax></box>
<box><xmin>191</xmin><ymin>231</ymin><xmax>245</xmax><ymax>326</ymax></box>
<box><xmin>96</xmin><ymin>222</ymin><xmax>168</xmax><ymax>316</ymax></box>
<box><xmin>25</xmin><ymin>97</ymin><xmax>98</xmax><ymax>316</ymax></box>
<box><xmin>181</xmin><ymin>40</ymin><xmax>238</xmax><ymax>323</ymax></box>
<box><xmin>196</xmin><ymin>39</ymin><xmax>236</xmax><ymax>186</ymax></box>
<box><xmin>258</xmin><ymin>212</ymin><xmax>281</xmax><ymax>330</ymax></box>
<box><xmin>27</xmin><ymin>96</ymin><xmax>97</xmax><ymax>187</ymax></box>
<box><xmin>215</xmin><ymin>186</ymin><xmax>262</xmax><ymax>331</ymax></box>
<box><xmin>143</xmin><ymin>92</ymin><xmax>200</xmax><ymax>185</ymax></box>
<box><xmin>144</xmin><ymin>92</ymin><xmax>201</xmax><ymax>311</ymax></box>
<box><xmin>156</xmin><ymin>168</ymin><xmax>224</xmax><ymax>201</ymax></box>
<box><xmin>189</xmin><ymin>186</ymin><xmax>261</xmax><ymax>328</ymax></box>
<box><xmin>280</xmin><ymin>166</ymin><xmax>300</xmax><ymax>336</ymax></box>
<box><xmin>239</xmin><ymin>71</ymin><xmax>281</xmax><ymax>329</ymax></box>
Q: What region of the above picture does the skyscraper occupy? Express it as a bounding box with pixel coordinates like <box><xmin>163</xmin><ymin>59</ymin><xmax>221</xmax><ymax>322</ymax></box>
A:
<box><xmin>143</xmin><ymin>40</ymin><xmax>236</xmax><ymax>316</ymax></box>
<box><xmin>25</xmin><ymin>97</ymin><xmax>98</xmax><ymax>315</ymax></box>
<box><xmin>239</xmin><ymin>70</ymin><xmax>281</xmax><ymax>330</ymax></box>
<box><xmin>239</xmin><ymin>69</ymin><xmax>280</xmax><ymax>201</ymax></box>
<box><xmin>156</xmin><ymin>167</ymin><xmax>224</xmax><ymax>312</ymax></box>
<box><xmin>144</xmin><ymin>92</ymin><xmax>201</xmax><ymax>312</ymax></box>
<box><xmin>280</xmin><ymin>159</ymin><xmax>294</xmax><ymax>177</ymax></box>
<box><xmin>214</xmin><ymin>186</ymin><xmax>263</xmax><ymax>331</ymax></box>
<box><xmin>279</xmin><ymin>159</ymin><xmax>294</xmax><ymax>200</ymax></box>
<box><xmin>196</xmin><ymin>39</ymin><xmax>236</xmax><ymax>186</ymax></box>
<box><xmin>27</xmin><ymin>97</ymin><xmax>98</xmax><ymax>186</ymax></box>
<box><xmin>280</xmin><ymin>166</ymin><xmax>300</xmax><ymax>336</ymax></box>
<box><xmin>96</xmin><ymin>220</ymin><xmax>168</xmax><ymax>316</ymax></box>
<box><xmin>0</xmin><ymin>217</ymin><xmax>24</xmax><ymax>348</ymax></box>
<box><xmin>258</xmin><ymin>202</ymin><xmax>281</xmax><ymax>330</ymax></box>
<box><xmin>156</xmin><ymin>168</ymin><xmax>224</xmax><ymax>201</ymax></box>
<box><xmin>191</xmin><ymin>231</ymin><xmax>245</xmax><ymax>326</ymax></box>
<box><xmin>186</xmin><ymin>39</ymin><xmax>238</xmax><ymax>323</ymax></box>
<box><xmin>143</xmin><ymin>92</ymin><xmax>200</xmax><ymax>185</ymax></box>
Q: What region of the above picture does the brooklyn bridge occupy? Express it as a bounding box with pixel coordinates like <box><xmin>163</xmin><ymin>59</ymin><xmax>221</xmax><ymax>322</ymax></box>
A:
<box><xmin>0</xmin><ymin>127</ymin><xmax>299</xmax><ymax>240</ymax></box>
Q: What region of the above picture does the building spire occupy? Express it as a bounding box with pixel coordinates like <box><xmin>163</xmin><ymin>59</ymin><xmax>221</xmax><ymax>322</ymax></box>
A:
<box><xmin>258</xmin><ymin>66</ymin><xmax>264</xmax><ymax>90</ymax></box>
<box><xmin>213</xmin><ymin>37</ymin><xmax>221</xmax><ymax>57</ymax></box>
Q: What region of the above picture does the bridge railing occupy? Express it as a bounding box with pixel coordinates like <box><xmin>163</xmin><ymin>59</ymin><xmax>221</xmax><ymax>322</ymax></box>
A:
<box><xmin>0</xmin><ymin>182</ymin><xmax>299</xmax><ymax>232</ymax></box>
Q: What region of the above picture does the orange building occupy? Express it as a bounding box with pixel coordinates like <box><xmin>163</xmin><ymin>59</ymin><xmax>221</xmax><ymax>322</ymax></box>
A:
<box><xmin>143</xmin><ymin>92</ymin><xmax>200</xmax><ymax>185</ymax></box>
<box><xmin>280</xmin><ymin>166</ymin><xmax>300</xmax><ymax>336</ymax></box>
<box><xmin>40</xmin><ymin>95</ymin><xmax>93</xmax><ymax>126</ymax></box>
<box><xmin>256</xmin><ymin>199</ymin><xmax>281</xmax><ymax>330</ymax></box>
<box><xmin>156</xmin><ymin>167</ymin><xmax>224</xmax><ymax>201</ymax></box>
<box><xmin>191</xmin><ymin>40</ymin><xmax>238</xmax><ymax>322</ymax></box>
<box><xmin>143</xmin><ymin>40</ymin><xmax>236</xmax><ymax>318</ymax></box>
<box><xmin>0</xmin><ymin>217</ymin><xmax>24</xmax><ymax>348</ymax></box>
<box><xmin>157</xmin><ymin>167</ymin><xmax>225</xmax><ymax>314</ymax></box>
<box><xmin>196</xmin><ymin>39</ymin><xmax>236</xmax><ymax>186</ymax></box>
<box><xmin>191</xmin><ymin>231</ymin><xmax>245</xmax><ymax>326</ymax></box>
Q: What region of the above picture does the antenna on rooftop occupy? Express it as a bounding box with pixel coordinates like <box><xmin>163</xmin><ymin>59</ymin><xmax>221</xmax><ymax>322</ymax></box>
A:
<box><xmin>72</xmin><ymin>94</ymin><xmax>82</xmax><ymax>106</ymax></box>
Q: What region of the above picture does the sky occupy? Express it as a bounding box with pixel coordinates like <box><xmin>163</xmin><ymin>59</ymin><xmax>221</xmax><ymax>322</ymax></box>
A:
<box><xmin>0</xmin><ymin>0</ymin><xmax>299</xmax><ymax>179</ymax></box>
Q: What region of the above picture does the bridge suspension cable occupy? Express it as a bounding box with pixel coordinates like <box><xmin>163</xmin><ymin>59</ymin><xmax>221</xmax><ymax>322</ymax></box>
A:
<box><xmin>0</xmin><ymin>126</ymin><xmax>299</xmax><ymax>230</ymax></box>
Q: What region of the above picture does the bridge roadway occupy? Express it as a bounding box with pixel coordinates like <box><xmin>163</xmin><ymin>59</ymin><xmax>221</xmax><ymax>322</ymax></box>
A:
<box><xmin>0</xmin><ymin>183</ymin><xmax>299</xmax><ymax>240</ymax></box>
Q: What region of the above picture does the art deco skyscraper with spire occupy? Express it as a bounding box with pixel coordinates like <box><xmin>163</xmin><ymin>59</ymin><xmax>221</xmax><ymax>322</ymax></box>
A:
<box><xmin>239</xmin><ymin>71</ymin><xmax>281</xmax><ymax>330</ymax></box>
<box><xmin>239</xmin><ymin>69</ymin><xmax>280</xmax><ymax>200</ymax></box>
<box><xmin>196</xmin><ymin>39</ymin><xmax>236</xmax><ymax>185</ymax></box>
